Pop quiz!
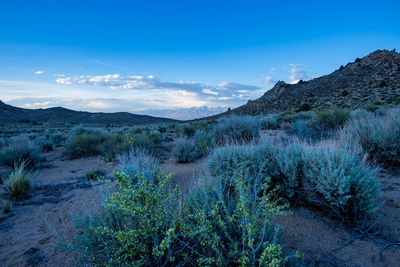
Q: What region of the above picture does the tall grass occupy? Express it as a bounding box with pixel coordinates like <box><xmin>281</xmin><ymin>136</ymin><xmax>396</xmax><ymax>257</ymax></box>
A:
<box><xmin>4</xmin><ymin>163</ymin><xmax>33</xmax><ymax>201</ymax></box>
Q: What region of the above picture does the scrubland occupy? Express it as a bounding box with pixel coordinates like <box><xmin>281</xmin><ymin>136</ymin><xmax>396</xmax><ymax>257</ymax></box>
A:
<box><xmin>0</xmin><ymin>105</ymin><xmax>400</xmax><ymax>266</ymax></box>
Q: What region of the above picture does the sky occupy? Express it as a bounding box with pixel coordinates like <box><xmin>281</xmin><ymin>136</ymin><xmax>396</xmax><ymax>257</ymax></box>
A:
<box><xmin>1</xmin><ymin>0</ymin><xmax>399</xmax><ymax>120</ymax></box>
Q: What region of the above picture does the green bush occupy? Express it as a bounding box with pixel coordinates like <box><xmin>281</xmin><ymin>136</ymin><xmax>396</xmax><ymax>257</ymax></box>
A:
<box><xmin>0</xmin><ymin>137</ymin><xmax>43</xmax><ymax>168</ymax></box>
<box><xmin>194</xmin><ymin>130</ymin><xmax>215</xmax><ymax>156</ymax></box>
<box><xmin>2</xmin><ymin>200</ymin><xmax>11</xmax><ymax>213</ymax></box>
<box><xmin>117</xmin><ymin>149</ymin><xmax>158</xmax><ymax>184</ymax></box>
<box><xmin>212</xmin><ymin>115</ymin><xmax>261</xmax><ymax>145</ymax></box>
<box><xmin>260</xmin><ymin>114</ymin><xmax>280</xmax><ymax>130</ymax></box>
<box><xmin>70</xmin><ymin>154</ymin><xmax>290</xmax><ymax>266</ymax></box>
<box><xmin>183</xmin><ymin>124</ymin><xmax>196</xmax><ymax>137</ymax></box>
<box><xmin>173</xmin><ymin>138</ymin><xmax>197</xmax><ymax>163</ymax></box>
<box><xmin>338</xmin><ymin>108</ymin><xmax>400</xmax><ymax>166</ymax></box>
<box><xmin>126</xmin><ymin>130</ymin><xmax>162</xmax><ymax>155</ymax></box>
<box><xmin>286</xmin><ymin>120</ymin><xmax>315</xmax><ymax>138</ymax></box>
<box><xmin>4</xmin><ymin>164</ymin><xmax>33</xmax><ymax>201</ymax></box>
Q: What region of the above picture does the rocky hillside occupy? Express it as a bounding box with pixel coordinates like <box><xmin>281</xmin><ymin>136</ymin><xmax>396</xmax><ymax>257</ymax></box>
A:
<box><xmin>0</xmin><ymin>101</ymin><xmax>176</xmax><ymax>125</ymax></box>
<box><xmin>233</xmin><ymin>49</ymin><xmax>400</xmax><ymax>115</ymax></box>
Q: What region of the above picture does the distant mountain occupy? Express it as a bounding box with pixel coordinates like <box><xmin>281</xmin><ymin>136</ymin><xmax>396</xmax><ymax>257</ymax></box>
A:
<box><xmin>0</xmin><ymin>101</ymin><xmax>176</xmax><ymax>125</ymax></box>
<box><xmin>231</xmin><ymin>49</ymin><xmax>400</xmax><ymax>115</ymax></box>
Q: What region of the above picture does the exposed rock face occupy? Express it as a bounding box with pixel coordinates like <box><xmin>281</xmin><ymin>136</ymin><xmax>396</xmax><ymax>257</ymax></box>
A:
<box><xmin>233</xmin><ymin>49</ymin><xmax>400</xmax><ymax>115</ymax></box>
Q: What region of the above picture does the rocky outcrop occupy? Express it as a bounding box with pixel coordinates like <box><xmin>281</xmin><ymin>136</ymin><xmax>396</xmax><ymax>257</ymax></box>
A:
<box><xmin>233</xmin><ymin>49</ymin><xmax>400</xmax><ymax>115</ymax></box>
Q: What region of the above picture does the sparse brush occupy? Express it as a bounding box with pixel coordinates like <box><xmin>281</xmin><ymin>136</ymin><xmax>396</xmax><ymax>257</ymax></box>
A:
<box><xmin>4</xmin><ymin>163</ymin><xmax>33</xmax><ymax>201</ymax></box>
<box><xmin>173</xmin><ymin>138</ymin><xmax>197</xmax><ymax>163</ymax></box>
<box><xmin>338</xmin><ymin>108</ymin><xmax>400</xmax><ymax>166</ymax></box>
<box><xmin>315</xmin><ymin>108</ymin><xmax>350</xmax><ymax>130</ymax></box>
<box><xmin>0</xmin><ymin>137</ymin><xmax>43</xmax><ymax>168</ymax></box>
<box><xmin>260</xmin><ymin>114</ymin><xmax>280</xmax><ymax>129</ymax></box>
<box><xmin>2</xmin><ymin>200</ymin><xmax>11</xmax><ymax>213</ymax></box>
<box><xmin>85</xmin><ymin>170</ymin><xmax>104</xmax><ymax>181</ymax></box>
<box><xmin>194</xmin><ymin>130</ymin><xmax>215</xmax><ymax>156</ymax></box>
<box><xmin>212</xmin><ymin>115</ymin><xmax>261</xmax><ymax>145</ymax></box>
<box><xmin>117</xmin><ymin>149</ymin><xmax>157</xmax><ymax>183</ymax></box>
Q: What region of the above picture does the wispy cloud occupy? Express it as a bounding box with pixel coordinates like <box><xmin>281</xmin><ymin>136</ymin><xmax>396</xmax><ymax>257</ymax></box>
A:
<box><xmin>88</xmin><ymin>59</ymin><xmax>134</xmax><ymax>72</ymax></box>
<box><xmin>35</xmin><ymin>70</ymin><xmax>44</xmax><ymax>74</ymax></box>
<box><xmin>288</xmin><ymin>64</ymin><xmax>308</xmax><ymax>84</ymax></box>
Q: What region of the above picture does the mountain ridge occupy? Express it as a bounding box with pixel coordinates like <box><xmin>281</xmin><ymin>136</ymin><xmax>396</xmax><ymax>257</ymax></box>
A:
<box><xmin>230</xmin><ymin>49</ymin><xmax>400</xmax><ymax>115</ymax></box>
<box><xmin>0</xmin><ymin>101</ymin><xmax>176</xmax><ymax>125</ymax></box>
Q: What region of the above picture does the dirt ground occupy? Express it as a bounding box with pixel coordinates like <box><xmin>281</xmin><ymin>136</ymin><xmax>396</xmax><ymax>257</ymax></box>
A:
<box><xmin>1</xmin><ymin>142</ymin><xmax>400</xmax><ymax>266</ymax></box>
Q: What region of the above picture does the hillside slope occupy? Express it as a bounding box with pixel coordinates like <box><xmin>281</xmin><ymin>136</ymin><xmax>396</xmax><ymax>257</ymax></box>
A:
<box><xmin>0</xmin><ymin>101</ymin><xmax>176</xmax><ymax>124</ymax></box>
<box><xmin>232</xmin><ymin>49</ymin><xmax>400</xmax><ymax>115</ymax></box>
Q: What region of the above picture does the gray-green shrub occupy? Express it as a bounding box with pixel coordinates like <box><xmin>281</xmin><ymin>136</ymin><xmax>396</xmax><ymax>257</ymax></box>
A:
<box><xmin>0</xmin><ymin>137</ymin><xmax>43</xmax><ymax>168</ymax></box>
<box><xmin>212</xmin><ymin>115</ymin><xmax>261</xmax><ymax>145</ymax></box>
<box><xmin>260</xmin><ymin>114</ymin><xmax>280</xmax><ymax>129</ymax></box>
<box><xmin>315</xmin><ymin>108</ymin><xmax>350</xmax><ymax>130</ymax></box>
<box><xmin>302</xmin><ymin>145</ymin><xmax>381</xmax><ymax>220</ymax></box>
<box><xmin>194</xmin><ymin>130</ymin><xmax>215</xmax><ymax>156</ymax></box>
<box><xmin>338</xmin><ymin>108</ymin><xmax>400</xmax><ymax>166</ymax></box>
<box><xmin>173</xmin><ymin>138</ymin><xmax>197</xmax><ymax>163</ymax></box>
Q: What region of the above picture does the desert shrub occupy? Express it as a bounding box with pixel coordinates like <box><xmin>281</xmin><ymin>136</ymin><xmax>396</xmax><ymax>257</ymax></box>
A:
<box><xmin>302</xmin><ymin>146</ymin><xmax>381</xmax><ymax>220</ymax></box>
<box><xmin>194</xmin><ymin>130</ymin><xmax>215</xmax><ymax>156</ymax></box>
<box><xmin>361</xmin><ymin>103</ymin><xmax>380</xmax><ymax>113</ymax></box>
<box><xmin>63</xmin><ymin>128</ymin><xmax>130</xmax><ymax>159</ymax></box>
<box><xmin>315</xmin><ymin>108</ymin><xmax>350</xmax><ymax>130</ymax></box>
<box><xmin>4</xmin><ymin>164</ymin><xmax>33</xmax><ymax>201</ymax></box>
<box><xmin>50</xmin><ymin>133</ymin><xmax>66</xmax><ymax>147</ymax></box>
<box><xmin>184</xmin><ymin>171</ymin><xmax>288</xmax><ymax>265</ymax></box>
<box><xmin>349</xmin><ymin>109</ymin><xmax>372</xmax><ymax>119</ymax></box>
<box><xmin>212</xmin><ymin>115</ymin><xmax>261</xmax><ymax>145</ymax></box>
<box><xmin>36</xmin><ymin>136</ymin><xmax>54</xmax><ymax>152</ymax></box>
<box><xmin>182</xmin><ymin>124</ymin><xmax>196</xmax><ymax>137</ymax></box>
<box><xmin>117</xmin><ymin>150</ymin><xmax>157</xmax><ymax>184</ymax></box>
<box><xmin>206</xmin><ymin>143</ymin><xmax>278</xmax><ymax>183</ymax></box>
<box><xmin>71</xmin><ymin>154</ymin><xmax>290</xmax><ymax>266</ymax></box>
<box><xmin>126</xmin><ymin>130</ymin><xmax>162</xmax><ymax>155</ymax></box>
<box><xmin>173</xmin><ymin>138</ymin><xmax>197</xmax><ymax>163</ymax></box>
<box><xmin>338</xmin><ymin>109</ymin><xmax>400</xmax><ymax>166</ymax></box>
<box><xmin>85</xmin><ymin>170</ymin><xmax>104</xmax><ymax>181</ymax></box>
<box><xmin>207</xmin><ymin>140</ymin><xmax>381</xmax><ymax>221</ymax></box>
<box><xmin>286</xmin><ymin>120</ymin><xmax>313</xmax><ymax>138</ymax></box>
<box><xmin>260</xmin><ymin>114</ymin><xmax>280</xmax><ymax>129</ymax></box>
<box><xmin>297</xmin><ymin>103</ymin><xmax>312</xmax><ymax>112</ymax></box>
<box><xmin>2</xmin><ymin>200</ymin><xmax>11</xmax><ymax>213</ymax></box>
<box><xmin>0</xmin><ymin>137</ymin><xmax>43</xmax><ymax>168</ymax></box>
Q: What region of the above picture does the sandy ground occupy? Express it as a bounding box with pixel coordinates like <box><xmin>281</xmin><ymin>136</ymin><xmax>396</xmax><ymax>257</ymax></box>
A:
<box><xmin>1</xmin><ymin>139</ymin><xmax>400</xmax><ymax>266</ymax></box>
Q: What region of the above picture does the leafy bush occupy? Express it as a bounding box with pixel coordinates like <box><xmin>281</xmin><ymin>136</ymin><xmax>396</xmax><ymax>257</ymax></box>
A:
<box><xmin>286</xmin><ymin>120</ymin><xmax>314</xmax><ymax>138</ymax></box>
<box><xmin>260</xmin><ymin>114</ymin><xmax>280</xmax><ymax>129</ymax></box>
<box><xmin>194</xmin><ymin>130</ymin><xmax>215</xmax><ymax>156</ymax></box>
<box><xmin>212</xmin><ymin>115</ymin><xmax>261</xmax><ymax>145</ymax></box>
<box><xmin>302</xmin><ymin>146</ymin><xmax>381</xmax><ymax>220</ymax></box>
<box><xmin>0</xmin><ymin>137</ymin><xmax>43</xmax><ymax>168</ymax></box>
<box><xmin>173</xmin><ymin>138</ymin><xmax>197</xmax><ymax>163</ymax></box>
<box><xmin>338</xmin><ymin>108</ymin><xmax>400</xmax><ymax>166</ymax></box>
<box><xmin>70</xmin><ymin>153</ymin><xmax>290</xmax><ymax>266</ymax></box>
<box><xmin>182</xmin><ymin>124</ymin><xmax>196</xmax><ymax>137</ymax></box>
<box><xmin>4</xmin><ymin>164</ymin><xmax>33</xmax><ymax>201</ymax></box>
<box><xmin>126</xmin><ymin>130</ymin><xmax>162</xmax><ymax>155</ymax></box>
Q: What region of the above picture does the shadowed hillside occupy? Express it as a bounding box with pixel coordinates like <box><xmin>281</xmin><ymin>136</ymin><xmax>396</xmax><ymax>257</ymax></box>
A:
<box><xmin>0</xmin><ymin>101</ymin><xmax>176</xmax><ymax>125</ymax></box>
<box><xmin>231</xmin><ymin>49</ymin><xmax>400</xmax><ymax>115</ymax></box>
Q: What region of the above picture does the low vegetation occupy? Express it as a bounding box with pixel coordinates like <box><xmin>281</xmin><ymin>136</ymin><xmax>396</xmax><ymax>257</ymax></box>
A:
<box><xmin>0</xmin><ymin>137</ymin><xmax>43</xmax><ymax>168</ymax></box>
<box><xmin>70</xmin><ymin>152</ymin><xmax>295</xmax><ymax>266</ymax></box>
<box><xmin>173</xmin><ymin>138</ymin><xmax>197</xmax><ymax>163</ymax></box>
<box><xmin>212</xmin><ymin>115</ymin><xmax>261</xmax><ymax>145</ymax></box>
<box><xmin>4</xmin><ymin>164</ymin><xmax>33</xmax><ymax>201</ymax></box>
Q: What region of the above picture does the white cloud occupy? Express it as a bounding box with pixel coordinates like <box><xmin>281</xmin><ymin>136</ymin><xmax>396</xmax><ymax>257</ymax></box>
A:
<box><xmin>35</xmin><ymin>70</ymin><xmax>44</xmax><ymax>74</ymax></box>
<box><xmin>54</xmin><ymin>74</ymin><xmax>65</xmax><ymax>77</ymax></box>
<box><xmin>264</xmin><ymin>76</ymin><xmax>277</xmax><ymax>84</ymax></box>
<box><xmin>56</xmin><ymin>77</ymin><xmax>72</xmax><ymax>84</ymax></box>
<box><xmin>24</xmin><ymin>101</ymin><xmax>51</xmax><ymax>108</ymax></box>
<box><xmin>289</xmin><ymin>64</ymin><xmax>308</xmax><ymax>83</ymax></box>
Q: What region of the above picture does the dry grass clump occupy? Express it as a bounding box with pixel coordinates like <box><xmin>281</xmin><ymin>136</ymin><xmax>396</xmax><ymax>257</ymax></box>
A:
<box><xmin>3</xmin><ymin>163</ymin><xmax>33</xmax><ymax>201</ymax></box>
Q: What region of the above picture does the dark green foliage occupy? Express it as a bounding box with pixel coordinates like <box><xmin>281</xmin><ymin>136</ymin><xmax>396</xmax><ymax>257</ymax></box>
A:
<box><xmin>361</xmin><ymin>103</ymin><xmax>380</xmax><ymax>113</ymax></box>
<box><xmin>355</xmin><ymin>57</ymin><xmax>361</xmax><ymax>63</ymax></box>
<box><xmin>0</xmin><ymin>138</ymin><xmax>43</xmax><ymax>168</ymax></box>
<box><xmin>297</xmin><ymin>103</ymin><xmax>311</xmax><ymax>112</ymax></box>
<box><xmin>260</xmin><ymin>114</ymin><xmax>280</xmax><ymax>130</ymax></box>
<box><xmin>2</xmin><ymin>200</ymin><xmax>11</xmax><ymax>213</ymax></box>
<box><xmin>315</xmin><ymin>108</ymin><xmax>350</xmax><ymax>130</ymax></box>
<box><xmin>126</xmin><ymin>130</ymin><xmax>162</xmax><ymax>155</ymax></box>
<box><xmin>341</xmin><ymin>90</ymin><xmax>349</xmax><ymax>97</ymax></box>
<box><xmin>182</xmin><ymin>125</ymin><xmax>195</xmax><ymax>137</ymax></box>
<box><xmin>173</xmin><ymin>138</ymin><xmax>197</xmax><ymax>163</ymax></box>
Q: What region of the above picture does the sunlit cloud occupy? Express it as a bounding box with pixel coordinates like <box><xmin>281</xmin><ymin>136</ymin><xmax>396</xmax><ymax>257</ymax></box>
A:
<box><xmin>288</xmin><ymin>64</ymin><xmax>308</xmax><ymax>84</ymax></box>
<box><xmin>35</xmin><ymin>70</ymin><xmax>44</xmax><ymax>74</ymax></box>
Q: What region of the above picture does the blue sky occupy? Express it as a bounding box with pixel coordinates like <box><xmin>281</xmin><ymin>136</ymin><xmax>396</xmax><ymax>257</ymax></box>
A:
<box><xmin>1</xmin><ymin>0</ymin><xmax>399</xmax><ymax>119</ymax></box>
